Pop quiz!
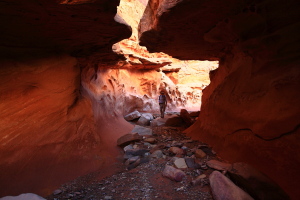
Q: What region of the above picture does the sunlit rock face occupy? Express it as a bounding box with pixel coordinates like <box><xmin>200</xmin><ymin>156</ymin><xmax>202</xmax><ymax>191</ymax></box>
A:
<box><xmin>0</xmin><ymin>0</ymin><xmax>131</xmax><ymax>197</ymax></box>
<box><xmin>140</xmin><ymin>0</ymin><xmax>300</xmax><ymax>199</ymax></box>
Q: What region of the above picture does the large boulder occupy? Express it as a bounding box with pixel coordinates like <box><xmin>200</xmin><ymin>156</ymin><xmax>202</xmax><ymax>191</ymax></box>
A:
<box><xmin>209</xmin><ymin>171</ymin><xmax>254</xmax><ymax>200</ymax></box>
<box><xmin>124</xmin><ymin>111</ymin><xmax>141</xmax><ymax>121</ymax></box>
<box><xmin>137</xmin><ymin>113</ymin><xmax>154</xmax><ymax>126</ymax></box>
<box><xmin>228</xmin><ymin>163</ymin><xmax>290</xmax><ymax>200</ymax></box>
<box><xmin>180</xmin><ymin>109</ymin><xmax>193</xmax><ymax>127</ymax></box>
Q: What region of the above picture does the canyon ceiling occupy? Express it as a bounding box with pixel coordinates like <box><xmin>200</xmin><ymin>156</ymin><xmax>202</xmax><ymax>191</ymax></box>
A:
<box><xmin>0</xmin><ymin>0</ymin><xmax>299</xmax><ymax>199</ymax></box>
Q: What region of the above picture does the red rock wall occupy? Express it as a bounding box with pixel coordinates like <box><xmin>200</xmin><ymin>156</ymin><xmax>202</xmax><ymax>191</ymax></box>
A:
<box><xmin>140</xmin><ymin>0</ymin><xmax>300</xmax><ymax>199</ymax></box>
<box><xmin>0</xmin><ymin>0</ymin><xmax>131</xmax><ymax>197</ymax></box>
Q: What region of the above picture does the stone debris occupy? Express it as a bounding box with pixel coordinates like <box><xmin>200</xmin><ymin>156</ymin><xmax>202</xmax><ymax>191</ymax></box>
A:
<box><xmin>47</xmin><ymin>113</ymin><xmax>286</xmax><ymax>200</ymax></box>
<box><xmin>117</xmin><ymin>133</ymin><xmax>142</xmax><ymax>147</ymax></box>
<box><xmin>162</xmin><ymin>165</ymin><xmax>186</xmax><ymax>182</ymax></box>
<box><xmin>209</xmin><ymin>171</ymin><xmax>254</xmax><ymax>200</ymax></box>
<box><xmin>207</xmin><ymin>160</ymin><xmax>232</xmax><ymax>171</ymax></box>
<box><xmin>124</xmin><ymin>110</ymin><xmax>141</xmax><ymax>121</ymax></box>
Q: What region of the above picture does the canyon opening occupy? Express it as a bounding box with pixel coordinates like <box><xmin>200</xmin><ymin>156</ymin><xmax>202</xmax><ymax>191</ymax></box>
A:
<box><xmin>0</xmin><ymin>0</ymin><xmax>299</xmax><ymax>200</ymax></box>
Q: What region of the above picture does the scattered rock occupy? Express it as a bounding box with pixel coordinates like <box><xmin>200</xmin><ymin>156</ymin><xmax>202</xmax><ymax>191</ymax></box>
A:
<box><xmin>53</xmin><ymin>189</ymin><xmax>62</xmax><ymax>195</ymax></box>
<box><xmin>150</xmin><ymin>150</ymin><xmax>163</xmax><ymax>159</ymax></box>
<box><xmin>191</xmin><ymin>174</ymin><xmax>207</xmax><ymax>186</ymax></box>
<box><xmin>162</xmin><ymin>165</ymin><xmax>186</xmax><ymax>182</ymax></box>
<box><xmin>123</xmin><ymin>144</ymin><xmax>134</xmax><ymax>152</ymax></box>
<box><xmin>104</xmin><ymin>196</ymin><xmax>113</xmax><ymax>200</ymax></box>
<box><xmin>125</xmin><ymin>149</ymin><xmax>149</xmax><ymax>156</ymax></box>
<box><xmin>124</xmin><ymin>111</ymin><xmax>141</xmax><ymax>121</ymax></box>
<box><xmin>169</xmin><ymin>147</ymin><xmax>184</xmax><ymax>156</ymax></box>
<box><xmin>144</xmin><ymin>137</ymin><xmax>157</xmax><ymax>144</ymax></box>
<box><xmin>117</xmin><ymin>133</ymin><xmax>142</xmax><ymax>147</ymax></box>
<box><xmin>174</xmin><ymin>158</ymin><xmax>188</xmax><ymax>169</ymax></box>
<box><xmin>131</xmin><ymin>125</ymin><xmax>153</xmax><ymax>136</ymax></box>
<box><xmin>185</xmin><ymin>157</ymin><xmax>201</xmax><ymax>169</ymax></box>
<box><xmin>126</xmin><ymin>156</ymin><xmax>140</xmax><ymax>165</ymax></box>
<box><xmin>207</xmin><ymin>160</ymin><xmax>232</xmax><ymax>171</ymax></box>
<box><xmin>209</xmin><ymin>170</ymin><xmax>254</xmax><ymax>200</ymax></box>
<box><xmin>228</xmin><ymin>162</ymin><xmax>290</xmax><ymax>200</ymax></box>
<box><xmin>194</xmin><ymin>149</ymin><xmax>206</xmax><ymax>158</ymax></box>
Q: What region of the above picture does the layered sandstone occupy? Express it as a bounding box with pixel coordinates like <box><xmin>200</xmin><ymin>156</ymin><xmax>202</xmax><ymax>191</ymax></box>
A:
<box><xmin>140</xmin><ymin>0</ymin><xmax>300</xmax><ymax>199</ymax></box>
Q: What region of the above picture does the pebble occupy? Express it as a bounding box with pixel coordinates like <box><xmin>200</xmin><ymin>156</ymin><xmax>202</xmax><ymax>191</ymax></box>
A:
<box><xmin>53</xmin><ymin>189</ymin><xmax>62</xmax><ymax>195</ymax></box>
<box><xmin>104</xmin><ymin>196</ymin><xmax>113</xmax><ymax>200</ymax></box>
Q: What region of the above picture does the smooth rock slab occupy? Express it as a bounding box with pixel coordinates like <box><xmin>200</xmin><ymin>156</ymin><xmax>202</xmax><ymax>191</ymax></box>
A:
<box><xmin>124</xmin><ymin>110</ymin><xmax>141</xmax><ymax>121</ymax></box>
<box><xmin>207</xmin><ymin>160</ymin><xmax>232</xmax><ymax>171</ymax></box>
<box><xmin>209</xmin><ymin>171</ymin><xmax>254</xmax><ymax>200</ymax></box>
<box><xmin>131</xmin><ymin>125</ymin><xmax>152</xmax><ymax>136</ymax></box>
<box><xmin>228</xmin><ymin>162</ymin><xmax>290</xmax><ymax>200</ymax></box>
<box><xmin>0</xmin><ymin>193</ymin><xmax>45</xmax><ymax>200</ymax></box>
<box><xmin>162</xmin><ymin>165</ymin><xmax>186</xmax><ymax>182</ymax></box>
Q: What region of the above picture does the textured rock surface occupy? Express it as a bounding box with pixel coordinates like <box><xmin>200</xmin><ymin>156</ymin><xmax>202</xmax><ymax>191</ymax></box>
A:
<box><xmin>140</xmin><ymin>0</ymin><xmax>300</xmax><ymax>198</ymax></box>
<box><xmin>0</xmin><ymin>0</ymin><xmax>132</xmax><ymax>197</ymax></box>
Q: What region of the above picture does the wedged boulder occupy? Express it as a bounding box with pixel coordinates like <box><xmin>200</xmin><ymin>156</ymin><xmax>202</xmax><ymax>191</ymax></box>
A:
<box><xmin>207</xmin><ymin>160</ymin><xmax>232</xmax><ymax>171</ymax></box>
<box><xmin>131</xmin><ymin>125</ymin><xmax>152</xmax><ymax>136</ymax></box>
<box><xmin>180</xmin><ymin>109</ymin><xmax>193</xmax><ymax>127</ymax></box>
<box><xmin>0</xmin><ymin>193</ymin><xmax>45</xmax><ymax>200</ymax></box>
<box><xmin>228</xmin><ymin>163</ymin><xmax>290</xmax><ymax>200</ymax></box>
<box><xmin>209</xmin><ymin>171</ymin><xmax>254</xmax><ymax>200</ymax></box>
<box><xmin>162</xmin><ymin>165</ymin><xmax>186</xmax><ymax>182</ymax></box>
<box><xmin>124</xmin><ymin>111</ymin><xmax>141</xmax><ymax>121</ymax></box>
<box><xmin>137</xmin><ymin>113</ymin><xmax>154</xmax><ymax>126</ymax></box>
<box><xmin>117</xmin><ymin>133</ymin><xmax>142</xmax><ymax>147</ymax></box>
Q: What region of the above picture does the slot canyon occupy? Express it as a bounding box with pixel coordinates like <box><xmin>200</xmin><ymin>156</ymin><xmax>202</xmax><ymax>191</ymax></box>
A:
<box><xmin>0</xmin><ymin>0</ymin><xmax>299</xmax><ymax>199</ymax></box>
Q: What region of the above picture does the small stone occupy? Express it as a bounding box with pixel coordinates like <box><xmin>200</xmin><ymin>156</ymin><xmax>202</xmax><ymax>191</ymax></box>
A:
<box><xmin>207</xmin><ymin>160</ymin><xmax>232</xmax><ymax>171</ymax></box>
<box><xmin>194</xmin><ymin>149</ymin><xmax>206</xmax><ymax>158</ymax></box>
<box><xmin>174</xmin><ymin>158</ymin><xmax>188</xmax><ymax>169</ymax></box>
<box><xmin>162</xmin><ymin>165</ymin><xmax>186</xmax><ymax>182</ymax></box>
<box><xmin>169</xmin><ymin>147</ymin><xmax>184</xmax><ymax>156</ymax></box>
<box><xmin>125</xmin><ymin>148</ymin><xmax>149</xmax><ymax>156</ymax></box>
<box><xmin>123</xmin><ymin>144</ymin><xmax>133</xmax><ymax>152</ymax></box>
<box><xmin>53</xmin><ymin>189</ymin><xmax>62</xmax><ymax>195</ymax></box>
<box><xmin>150</xmin><ymin>150</ymin><xmax>163</xmax><ymax>159</ymax></box>
<box><xmin>104</xmin><ymin>196</ymin><xmax>113</xmax><ymax>200</ymax></box>
<box><xmin>117</xmin><ymin>133</ymin><xmax>142</xmax><ymax>147</ymax></box>
<box><xmin>127</xmin><ymin>156</ymin><xmax>140</xmax><ymax>164</ymax></box>
<box><xmin>144</xmin><ymin>138</ymin><xmax>157</xmax><ymax>144</ymax></box>
<box><xmin>191</xmin><ymin>174</ymin><xmax>207</xmax><ymax>186</ymax></box>
<box><xmin>185</xmin><ymin>157</ymin><xmax>201</xmax><ymax>169</ymax></box>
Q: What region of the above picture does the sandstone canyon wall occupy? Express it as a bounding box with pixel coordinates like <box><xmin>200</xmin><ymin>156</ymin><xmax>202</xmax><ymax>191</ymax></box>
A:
<box><xmin>0</xmin><ymin>0</ymin><xmax>132</xmax><ymax>196</ymax></box>
<box><xmin>140</xmin><ymin>0</ymin><xmax>300</xmax><ymax>199</ymax></box>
